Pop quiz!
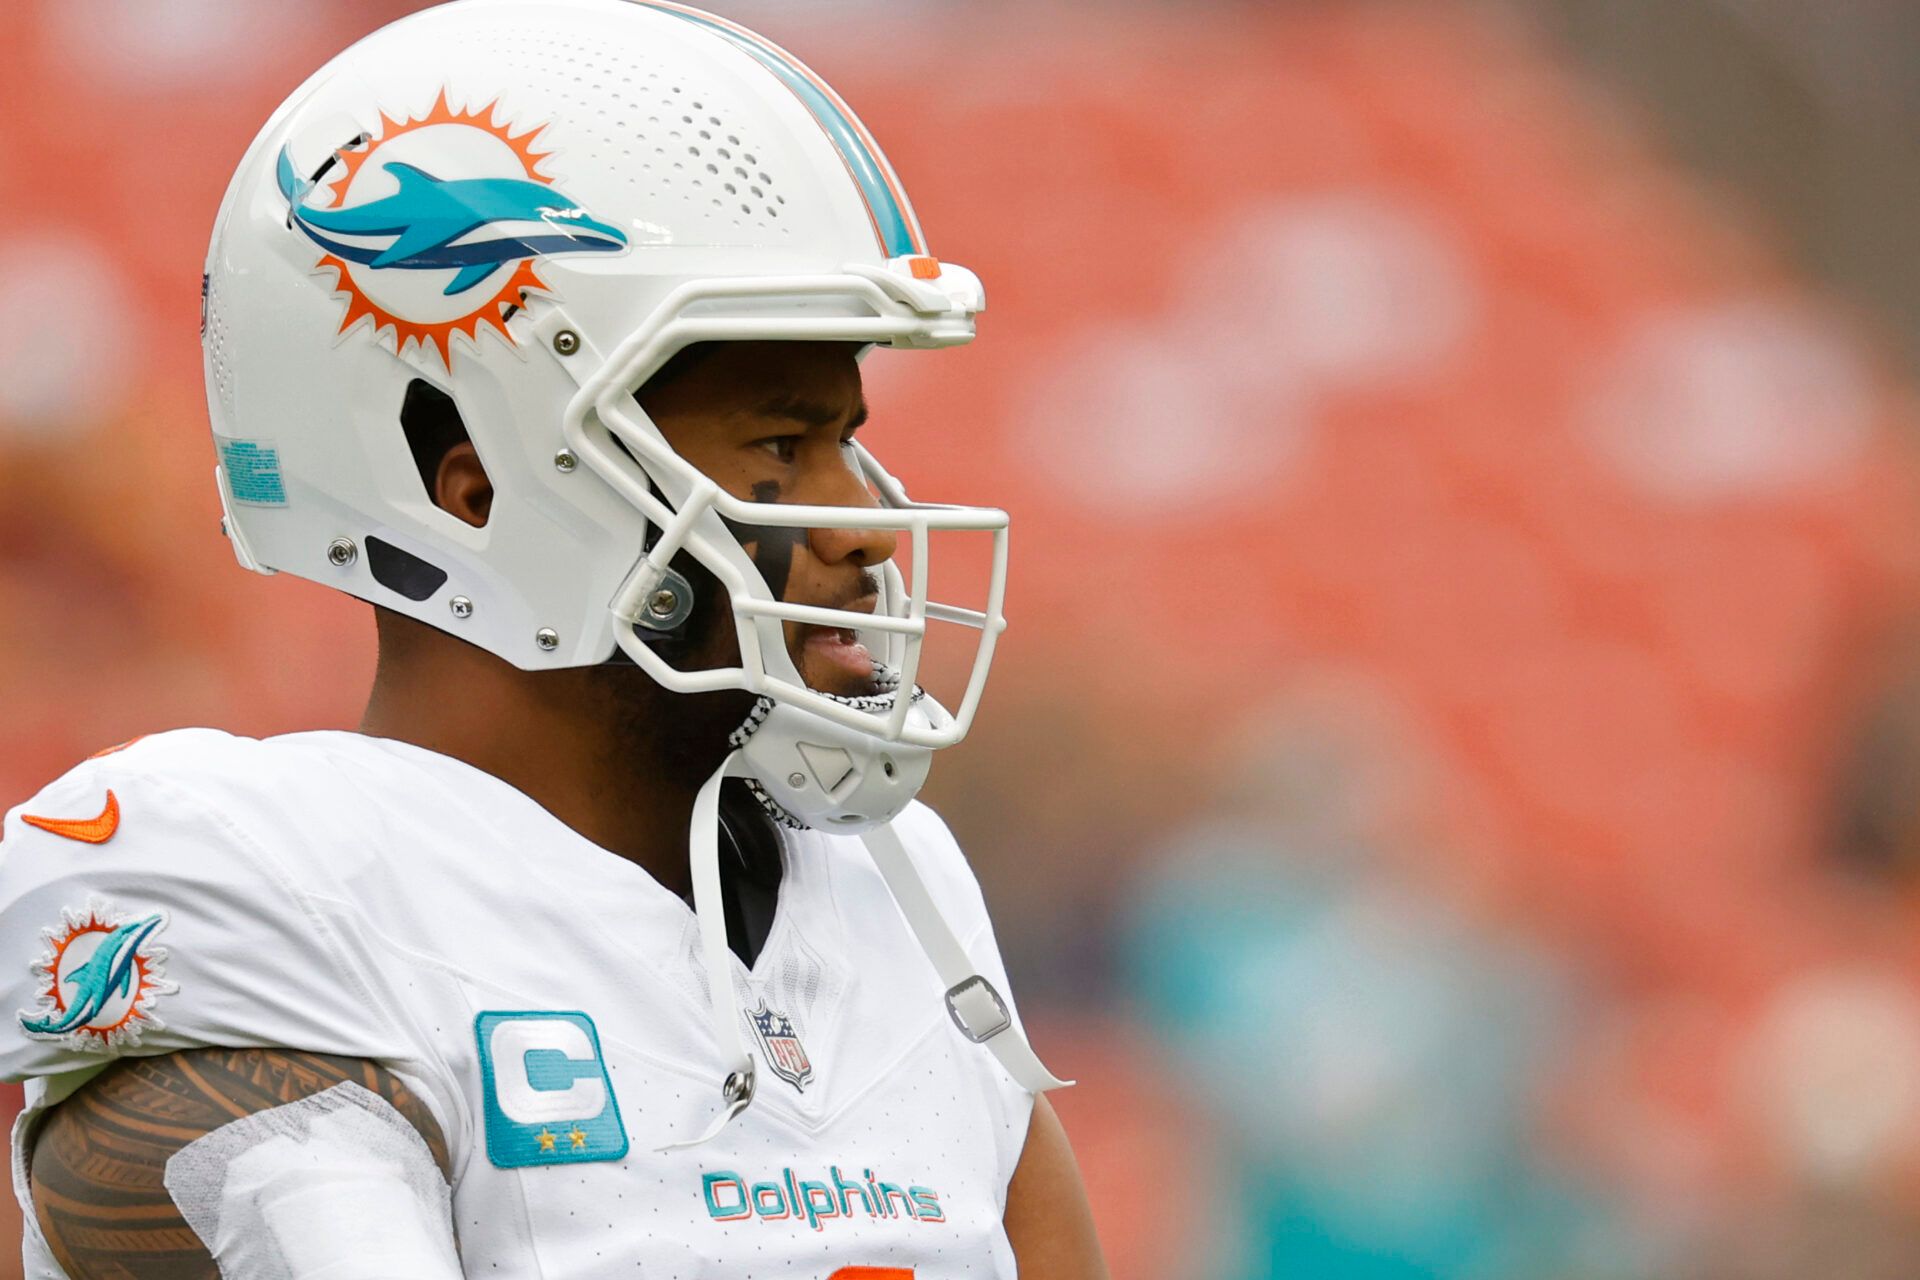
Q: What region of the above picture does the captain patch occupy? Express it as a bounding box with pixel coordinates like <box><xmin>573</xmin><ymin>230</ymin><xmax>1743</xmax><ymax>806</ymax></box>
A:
<box><xmin>475</xmin><ymin>1010</ymin><xmax>629</xmax><ymax>1168</ymax></box>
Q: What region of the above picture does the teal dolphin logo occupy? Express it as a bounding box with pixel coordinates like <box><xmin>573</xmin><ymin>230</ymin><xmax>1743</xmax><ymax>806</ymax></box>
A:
<box><xmin>277</xmin><ymin>146</ymin><xmax>629</xmax><ymax>296</ymax></box>
<box><xmin>20</xmin><ymin>912</ymin><xmax>166</xmax><ymax>1038</ymax></box>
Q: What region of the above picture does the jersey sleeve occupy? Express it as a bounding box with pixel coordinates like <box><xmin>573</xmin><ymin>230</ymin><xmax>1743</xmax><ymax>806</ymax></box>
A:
<box><xmin>0</xmin><ymin>748</ymin><xmax>410</xmax><ymax>1088</ymax></box>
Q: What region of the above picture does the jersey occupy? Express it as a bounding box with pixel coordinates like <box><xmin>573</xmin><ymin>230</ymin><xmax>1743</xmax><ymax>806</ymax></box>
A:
<box><xmin>1</xmin><ymin>730</ymin><xmax>1036</xmax><ymax>1277</ymax></box>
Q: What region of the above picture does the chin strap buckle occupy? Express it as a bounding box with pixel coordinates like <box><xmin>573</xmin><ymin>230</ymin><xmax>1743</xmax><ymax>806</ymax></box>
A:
<box><xmin>722</xmin><ymin>1063</ymin><xmax>756</xmax><ymax>1106</ymax></box>
<box><xmin>945</xmin><ymin>975</ymin><xmax>1013</xmax><ymax>1044</ymax></box>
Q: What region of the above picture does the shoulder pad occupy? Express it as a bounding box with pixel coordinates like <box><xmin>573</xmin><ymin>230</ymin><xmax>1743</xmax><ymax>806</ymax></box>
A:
<box><xmin>0</xmin><ymin>730</ymin><xmax>400</xmax><ymax>1082</ymax></box>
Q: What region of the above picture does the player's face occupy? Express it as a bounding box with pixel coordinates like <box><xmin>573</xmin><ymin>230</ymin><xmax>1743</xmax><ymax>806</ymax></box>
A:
<box><xmin>639</xmin><ymin>341</ymin><xmax>895</xmax><ymax>699</ymax></box>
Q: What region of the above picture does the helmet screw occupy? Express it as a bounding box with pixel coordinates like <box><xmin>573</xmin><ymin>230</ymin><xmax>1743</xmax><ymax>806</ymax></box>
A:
<box><xmin>787</xmin><ymin>771</ymin><xmax>806</xmax><ymax>789</ymax></box>
<box><xmin>554</xmin><ymin>449</ymin><xmax>578</xmax><ymax>473</ymax></box>
<box><xmin>552</xmin><ymin>329</ymin><xmax>580</xmax><ymax>356</ymax></box>
<box><xmin>647</xmin><ymin>588</ymin><xmax>679</xmax><ymax>617</ymax></box>
<box><xmin>326</xmin><ymin>538</ymin><xmax>357</xmax><ymax>568</ymax></box>
<box><xmin>535</xmin><ymin>628</ymin><xmax>560</xmax><ymax>651</ymax></box>
<box><xmin>450</xmin><ymin>596</ymin><xmax>474</xmax><ymax>619</ymax></box>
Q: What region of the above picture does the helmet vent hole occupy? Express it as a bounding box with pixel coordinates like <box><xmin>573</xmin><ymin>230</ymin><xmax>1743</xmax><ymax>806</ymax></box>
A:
<box><xmin>205</xmin><ymin>273</ymin><xmax>237</xmax><ymax>418</ymax></box>
<box><xmin>454</xmin><ymin>24</ymin><xmax>788</xmax><ymax>236</ymax></box>
<box><xmin>365</xmin><ymin>535</ymin><xmax>450</xmax><ymax>603</ymax></box>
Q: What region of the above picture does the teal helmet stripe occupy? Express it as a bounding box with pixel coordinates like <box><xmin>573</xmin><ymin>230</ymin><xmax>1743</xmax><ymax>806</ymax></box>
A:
<box><xmin>641</xmin><ymin>3</ymin><xmax>925</xmax><ymax>258</ymax></box>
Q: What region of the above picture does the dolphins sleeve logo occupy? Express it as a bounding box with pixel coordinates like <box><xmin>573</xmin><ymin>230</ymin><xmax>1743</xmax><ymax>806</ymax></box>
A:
<box><xmin>18</xmin><ymin>899</ymin><xmax>176</xmax><ymax>1051</ymax></box>
<box><xmin>278</xmin><ymin>91</ymin><xmax>630</xmax><ymax>368</ymax></box>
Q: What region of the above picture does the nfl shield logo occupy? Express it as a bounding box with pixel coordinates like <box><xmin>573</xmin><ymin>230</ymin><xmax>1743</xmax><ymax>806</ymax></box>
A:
<box><xmin>747</xmin><ymin>1000</ymin><xmax>813</xmax><ymax>1092</ymax></box>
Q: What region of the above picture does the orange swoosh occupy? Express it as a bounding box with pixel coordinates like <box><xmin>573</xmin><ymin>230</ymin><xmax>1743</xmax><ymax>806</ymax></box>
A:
<box><xmin>22</xmin><ymin>790</ymin><xmax>121</xmax><ymax>844</ymax></box>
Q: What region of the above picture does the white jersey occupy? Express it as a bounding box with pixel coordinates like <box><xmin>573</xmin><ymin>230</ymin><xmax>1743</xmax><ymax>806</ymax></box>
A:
<box><xmin>1</xmin><ymin>729</ymin><xmax>1035</xmax><ymax>1277</ymax></box>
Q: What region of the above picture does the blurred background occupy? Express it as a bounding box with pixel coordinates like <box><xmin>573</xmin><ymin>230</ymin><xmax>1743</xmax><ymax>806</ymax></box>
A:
<box><xmin>8</xmin><ymin>0</ymin><xmax>1920</xmax><ymax>1275</ymax></box>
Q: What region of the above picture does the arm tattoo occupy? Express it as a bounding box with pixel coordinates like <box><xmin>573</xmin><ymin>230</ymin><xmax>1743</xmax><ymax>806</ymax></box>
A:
<box><xmin>28</xmin><ymin>1047</ymin><xmax>452</xmax><ymax>1280</ymax></box>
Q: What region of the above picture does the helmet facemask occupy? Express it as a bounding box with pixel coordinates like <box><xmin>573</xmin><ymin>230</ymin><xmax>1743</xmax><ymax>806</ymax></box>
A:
<box><xmin>539</xmin><ymin>268</ymin><xmax>1007</xmax><ymax>831</ymax></box>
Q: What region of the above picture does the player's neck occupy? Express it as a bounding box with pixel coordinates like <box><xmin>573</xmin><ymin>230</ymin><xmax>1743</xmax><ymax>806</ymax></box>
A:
<box><xmin>359</xmin><ymin>625</ymin><xmax>741</xmax><ymax>899</ymax></box>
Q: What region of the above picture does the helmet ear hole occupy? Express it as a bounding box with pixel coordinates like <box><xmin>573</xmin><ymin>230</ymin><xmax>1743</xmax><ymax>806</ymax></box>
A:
<box><xmin>399</xmin><ymin>379</ymin><xmax>490</xmax><ymax>526</ymax></box>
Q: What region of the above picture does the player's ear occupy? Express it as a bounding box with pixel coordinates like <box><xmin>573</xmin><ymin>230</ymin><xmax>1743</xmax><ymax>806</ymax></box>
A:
<box><xmin>434</xmin><ymin>442</ymin><xmax>493</xmax><ymax>529</ymax></box>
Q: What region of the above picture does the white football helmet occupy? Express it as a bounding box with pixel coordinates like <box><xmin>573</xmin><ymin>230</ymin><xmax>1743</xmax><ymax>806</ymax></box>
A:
<box><xmin>203</xmin><ymin>0</ymin><xmax>1007</xmax><ymax>832</ymax></box>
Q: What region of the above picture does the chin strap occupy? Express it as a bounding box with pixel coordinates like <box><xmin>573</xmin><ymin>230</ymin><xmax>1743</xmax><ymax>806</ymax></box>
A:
<box><xmin>860</xmin><ymin>821</ymin><xmax>1072</xmax><ymax>1093</ymax></box>
<box><xmin>659</xmin><ymin>750</ymin><xmax>758</xmax><ymax>1153</ymax></box>
<box><xmin>662</xmin><ymin>753</ymin><xmax>1070</xmax><ymax>1152</ymax></box>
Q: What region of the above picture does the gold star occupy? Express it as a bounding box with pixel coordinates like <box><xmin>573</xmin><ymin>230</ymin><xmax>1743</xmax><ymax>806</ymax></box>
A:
<box><xmin>536</xmin><ymin>1128</ymin><xmax>556</xmax><ymax>1152</ymax></box>
<box><xmin>568</xmin><ymin>1126</ymin><xmax>587</xmax><ymax>1150</ymax></box>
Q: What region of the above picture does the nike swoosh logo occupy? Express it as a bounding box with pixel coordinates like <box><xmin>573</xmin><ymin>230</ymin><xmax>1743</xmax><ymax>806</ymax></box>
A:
<box><xmin>21</xmin><ymin>790</ymin><xmax>121</xmax><ymax>844</ymax></box>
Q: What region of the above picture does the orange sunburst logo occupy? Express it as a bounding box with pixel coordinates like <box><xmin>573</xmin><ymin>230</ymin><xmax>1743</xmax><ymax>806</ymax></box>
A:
<box><xmin>18</xmin><ymin>900</ymin><xmax>176</xmax><ymax>1051</ymax></box>
<box><xmin>283</xmin><ymin>90</ymin><xmax>629</xmax><ymax>369</ymax></box>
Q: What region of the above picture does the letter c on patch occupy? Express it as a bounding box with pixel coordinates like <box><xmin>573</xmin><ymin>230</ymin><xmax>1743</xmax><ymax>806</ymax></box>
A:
<box><xmin>489</xmin><ymin>1017</ymin><xmax>606</xmax><ymax>1125</ymax></box>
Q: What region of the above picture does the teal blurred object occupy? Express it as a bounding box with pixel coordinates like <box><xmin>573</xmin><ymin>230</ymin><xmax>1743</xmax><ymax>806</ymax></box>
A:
<box><xmin>1126</xmin><ymin>824</ymin><xmax>1644</xmax><ymax>1279</ymax></box>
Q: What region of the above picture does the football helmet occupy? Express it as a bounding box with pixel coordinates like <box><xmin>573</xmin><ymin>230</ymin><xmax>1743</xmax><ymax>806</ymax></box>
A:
<box><xmin>204</xmin><ymin>0</ymin><xmax>1005</xmax><ymax>832</ymax></box>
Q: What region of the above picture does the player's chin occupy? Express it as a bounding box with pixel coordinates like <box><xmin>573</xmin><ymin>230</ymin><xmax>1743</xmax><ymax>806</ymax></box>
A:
<box><xmin>792</xmin><ymin>630</ymin><xmax>885</xmax><ymax>701</ymax></box>
<box><xmin>798</xmin><ymin>663</ymin><xmax>886</xmax><ymax>701</ymax></box>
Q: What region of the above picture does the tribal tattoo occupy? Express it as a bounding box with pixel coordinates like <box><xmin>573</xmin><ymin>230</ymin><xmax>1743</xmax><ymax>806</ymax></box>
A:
<box><xmin>27</xmin><ymin>1046</ymin><xmax>452</xmax><ymax>1279</ymax></box>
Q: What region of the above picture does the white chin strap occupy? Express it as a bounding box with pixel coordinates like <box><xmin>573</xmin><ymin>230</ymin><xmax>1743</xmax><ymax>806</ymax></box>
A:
<box><xmin>661</xmin><ymin>750</ymin><xmax>1069</xmax><ymax>1152</ymax></box>
<box><xmin>660</xmin><ymin>752</ymin><xmax>758</xmax><ymax>1153</ymax></box>
<box><xmin>859</xmin><ymin>820</ymin><xmax>1071</xmax><ymax>1096</ymax></box>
